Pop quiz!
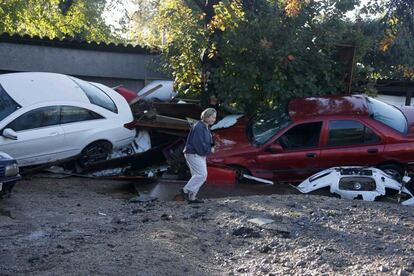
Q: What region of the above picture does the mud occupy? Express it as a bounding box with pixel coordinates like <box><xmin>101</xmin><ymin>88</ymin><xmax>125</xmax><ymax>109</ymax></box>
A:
<box><xmin>1</xmin><ymin>176</ymin><xmax>414</xmax><ymax>275</ymax></box>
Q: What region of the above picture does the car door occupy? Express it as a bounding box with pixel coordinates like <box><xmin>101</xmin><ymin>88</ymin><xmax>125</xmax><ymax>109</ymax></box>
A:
<box><xmin>255</xmin><ymin>121</ymin><xmax>323</xmax><ymax>182</ymax></box>
<box><xmin>0</xmin><ymin>106</ymin><xmax>65</xmax><ymax>166</ymax></box>
<box><xmin>319</xmin><ymin>119</ymin><xmax>385</xmax><ymax>169</ymax></box>
<box><xmin>59</xmin><ymin>106</ymin><xmax>106</xmax><ymax>156</ymax></box>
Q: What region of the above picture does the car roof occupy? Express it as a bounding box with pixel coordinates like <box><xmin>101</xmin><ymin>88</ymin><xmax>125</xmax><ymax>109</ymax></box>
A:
<box><xmin>0</xmin><ymin>72</ymin><xmax>90</xmax><ymax>106</ymax></box>
<box><xmin>288</xmin><ymin>94</ymin><xmax>370</xmax><ymax>121</ymax></box>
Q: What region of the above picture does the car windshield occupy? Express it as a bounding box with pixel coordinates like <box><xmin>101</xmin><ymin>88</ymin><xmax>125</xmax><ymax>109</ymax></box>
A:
<box><xmin>70</xmin><ymin>77</ymin><xmax>118</xmax><ymax>113</ymax></box>
<box><xmin>249</xmin><ymin>108</ymin><xmax>291</xmax><ymax>145</ymax></box>
<box><xmin>366</xmin><ymin>97</ymin><xmax>407</xmax><ymax>133</ymax></box>
<box><xmin>0</xmin><ymin>84</ymin><xmax>20</xmax><ymax>121</ymax></box>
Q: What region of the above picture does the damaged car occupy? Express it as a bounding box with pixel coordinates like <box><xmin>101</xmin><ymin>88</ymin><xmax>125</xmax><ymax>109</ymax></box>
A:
<box><xmin>297</xmin><ymin>166</ymin><xmax>413</xmax><ymax>203</ymax></box>
<box><xmin>208</xmin><ymin>95</ymin><xmax>414</xmax><ymax>183</ymax></box>
<box><xmin>0</xmin><ymin>151</ymin><xmax>20</xmax><ymax>198</ymax></box>
<box><xmin>0</xmin><ymin>72</ymin><xmax>136</xmax><ymax>167</ymax></box>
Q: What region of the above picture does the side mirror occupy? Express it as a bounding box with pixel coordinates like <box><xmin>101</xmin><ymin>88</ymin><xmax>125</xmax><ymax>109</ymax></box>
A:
<box><xmin>2</xmin><ymin>128</ymin><xmax>18</xmax><ymax>140</ymax></box>
<box><xmin>267</xmin><ymin>143</ymin><xmax>283</xmax><ymax>153</ymax></box>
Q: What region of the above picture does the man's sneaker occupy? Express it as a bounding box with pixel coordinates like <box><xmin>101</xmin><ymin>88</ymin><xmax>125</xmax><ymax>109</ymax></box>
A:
<box><xmin>188</xmin><ymin>198</ymin><xmax>204</xmax><ymax>204</ymax></box>
<box><xmin>180</xmin><ymin>189</ymin><xmax>189</xmax><ymax>201</ymax></box>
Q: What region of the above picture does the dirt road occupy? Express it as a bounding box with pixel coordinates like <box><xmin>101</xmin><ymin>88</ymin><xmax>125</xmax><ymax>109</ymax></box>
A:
<box><xmin>1</xmin><ymin>176</ymin><xmax>414</xmax><ymax>275</ymax></box>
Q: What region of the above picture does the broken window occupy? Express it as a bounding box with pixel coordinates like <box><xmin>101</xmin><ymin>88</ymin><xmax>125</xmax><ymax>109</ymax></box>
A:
<box><xmin>60</xmin><ymin>106</ymin><xmax>104</xmax><ymax>124</ymax></box>
<box><xmin>6</xmin><ymin>106</ymin><xmax>60</xmax><ymax>131</ymax></box>
<box><xmin>328</xmin><ymin>120</ymin><xmax>380</xmax><ymax>146</ymax></box>
<box><xmin>250</xmin><ymin>108</ymin><xmax>291</xmax><ymax>145</ymax></box>
<box><xmin>277</xmin><ymin>122</ymin><xmax>322</xmax><ymax>149</ymax></box>
<box><xmin>366</xmin><ymin>97</ymin><xmax>407</xmax><ymax>133</ymax></box>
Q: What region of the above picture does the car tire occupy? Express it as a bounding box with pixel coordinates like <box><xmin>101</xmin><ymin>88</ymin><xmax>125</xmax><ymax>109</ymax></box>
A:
<box><xmin>377</xmin><ymin>164</ymin><xmax>404</xmax><ymax>182</ymax></box>
<box><xmin>228</xmin><ymin>165</ymin><xmax>251</xmax><ymax>184</ymax></box>
<box><xmin>77</xmin><ymin>141</ymin><xmax>112</xmax><ymax>168</ymax></box>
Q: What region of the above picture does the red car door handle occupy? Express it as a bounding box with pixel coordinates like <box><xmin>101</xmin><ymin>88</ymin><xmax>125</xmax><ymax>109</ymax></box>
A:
<box><xmin>306</xmin><ymin>153</ymin><xmax>317</xmax><ymax>158</ymax></box>
<box><xmin>367</xmin><ymin>148</ymin><xmax>378</xmax><ymax>153</ymax></box>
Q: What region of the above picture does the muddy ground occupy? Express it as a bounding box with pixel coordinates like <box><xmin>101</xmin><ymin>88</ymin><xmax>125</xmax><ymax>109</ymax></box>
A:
<box><xmin>1</xmin><ymin>175</ymin><xmax>414</xmax><ymax>275</ymax></box>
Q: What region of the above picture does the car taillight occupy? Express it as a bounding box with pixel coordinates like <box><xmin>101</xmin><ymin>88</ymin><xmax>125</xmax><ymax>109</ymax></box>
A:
<box><xmin>124</xmin><ymin>121</ymin><xmax>136</xmax><ymax>130</ymax></box>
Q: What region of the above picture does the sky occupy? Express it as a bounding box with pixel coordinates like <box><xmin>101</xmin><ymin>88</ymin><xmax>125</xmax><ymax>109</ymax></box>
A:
<box><xmin>103</xmin><ymin>0</ymin><xmax>136</xmax><ymax>31</ymax></box>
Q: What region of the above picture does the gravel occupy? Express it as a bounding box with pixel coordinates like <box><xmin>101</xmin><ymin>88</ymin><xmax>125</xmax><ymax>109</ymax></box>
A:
<box><xmin>1</xmin><ymin>176</ymin><xmax>414</xmax><ymax>275</ymax></box>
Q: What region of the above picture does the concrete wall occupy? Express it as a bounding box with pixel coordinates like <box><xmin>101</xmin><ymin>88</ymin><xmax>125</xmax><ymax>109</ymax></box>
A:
<box><xmin>0</xmin><ymin>41</ymin><xmax>167</xmax><ymax>92</ymax></box>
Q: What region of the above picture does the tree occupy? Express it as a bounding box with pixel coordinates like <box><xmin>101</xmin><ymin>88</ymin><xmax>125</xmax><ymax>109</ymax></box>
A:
<box><xmin>143</xmin><ymin>0</ymin><xmax>361</xmax><ymax>113</ymax></box>
<box><xmin>129</xmin><ymin>0</ymin><xmax>163</xmax><ymax>46</ymax></box>
<box><xmin>360</xmin><ymin>0</ymin><xmax>414</xmax><ymax>80</ymax></box>
<box><xmin>0</xmin><ymin>0</ymin><xmax>119</xmax><ymax>42</ymax></box>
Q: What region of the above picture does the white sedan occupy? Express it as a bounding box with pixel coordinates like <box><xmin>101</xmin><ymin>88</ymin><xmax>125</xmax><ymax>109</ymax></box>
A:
<box><xmin>0</xmin><ymin>72</ymin><xmax>136</xmax><ymax>167</ymax></box>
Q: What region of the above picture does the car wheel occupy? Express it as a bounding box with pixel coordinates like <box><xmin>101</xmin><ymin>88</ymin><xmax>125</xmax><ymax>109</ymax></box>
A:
<box><xmin>228</xmin><ymin>165</ymin><xmax>250</xmax><ymax>184</ymax></box>
<box><xmin>77</xmin><ymin>141</ymin><xmax>112</xmax><ymax>168</ymax></box>
<box><xmin>377</xmin><ymin>164</ymin><xmax>404</xmax><ymax>182</ymax></box>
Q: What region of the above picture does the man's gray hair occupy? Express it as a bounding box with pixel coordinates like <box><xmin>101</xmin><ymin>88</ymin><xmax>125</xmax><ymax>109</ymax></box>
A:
<box><xmin>200</xmin><ymin>107</ymin><xmax>217</xmax><ymax>121</ymax></box>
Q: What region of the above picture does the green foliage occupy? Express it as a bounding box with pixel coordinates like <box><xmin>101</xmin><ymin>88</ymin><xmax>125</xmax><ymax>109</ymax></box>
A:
<box><xmin>0</xmin><ymin>0</ymin><xmax>116</xmax><ymax>42</ymax></box>
<box><xmin>213</xmin><ymin>0</ymin><xmax>358</xmax><ymax>113</ymax></box>
<box><xmin>153</xmin><ymin>0</ymin><xmax>210</xmax><ymax>96</ymax></box>
<box><xmin>360</xmin><ymin>0</ymin><xmax>414</xmax><ymax>80</ymax></box>
<box><xmin>130</xmin><ymin>0</ymin><xmax>163</xmax><ymax>46</ymax></box>
<box><xmin>146</xmin><ymin>0</ymin><xmax>361</xmax><ymax>114</ymax></box>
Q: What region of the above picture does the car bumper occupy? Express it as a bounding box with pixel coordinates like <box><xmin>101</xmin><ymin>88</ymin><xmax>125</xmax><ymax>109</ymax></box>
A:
<box><xmin>0</xmin><ymin>173</ymin><xmax>21</xmax><ymax>184</ymax></box>
<box><xmin>0</xmin><ymin>174</ymin><xmax>21</xmax><ymax>195</ymax></box>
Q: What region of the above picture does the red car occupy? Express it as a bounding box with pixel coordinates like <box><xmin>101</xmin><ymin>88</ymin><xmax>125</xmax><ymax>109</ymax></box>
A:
<box><xmin>208</xmin><ymin>95</ymin><xmax>414</xmax><ymax>183</ymax></box>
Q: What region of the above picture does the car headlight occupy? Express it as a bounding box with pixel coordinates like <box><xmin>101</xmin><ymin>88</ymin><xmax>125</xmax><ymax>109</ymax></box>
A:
<box><xmin>5</xmin><ymin>163</ymin><xmax>19</xmax><ymax>177</ymax></box>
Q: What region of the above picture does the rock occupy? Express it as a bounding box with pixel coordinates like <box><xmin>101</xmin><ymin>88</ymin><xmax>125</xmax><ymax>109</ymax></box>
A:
<box><xmin>190</xmin><ymin>212</ymin><xmax>207</xmax><ymax>219</ymax></box>
<box><xmin>269</xmin><ymin>240</ymin><xmax>278</xmax><ymax>247</ymax></box>
<box><xmin>160</xmin><ymin>214</ymin><xmax>172</xmax><ymax>221</ymax></box>
<box><xmin>266</xmin><ymin>224</ymin><xmax>292</xmax><ymax>239</ymax></box>
<box><xmin>379</xmin><ymin>265</ymin><xmax>389</xmax><ymax>272</ymax></box>
<box><xmin>27</xmin><ymin>256</ymin><xmax>41</xmax><ymax>264</ymax></box>
<box><xmin>397</xmin><ymin>269</ymin><xmax>409</xmax><ymax>276</ymax></box>
<box><xmin>258</xmin><ymin>245</ymin><xmax>272</xmax><ymax>254</ymax></box>
<box><xmin>111</xmin><ymin>216</ymin><xmax>125</xmax><ymax>224</ymax></box>
<box><xmin>131</xmin><ymin>208</ymin><xmax>145</xmax><ymax>214</ymax></box>
<box><xmin>295</xmin><ymin>217</ymin><xmax>310</xmax><ymax>226</ymax></box>
<box><xmin>260</xmin><ymin>266</ymin><xmax>269</xmax><ymax>273</ymax></box>
<box><xmin>232</xmin><ymin>227</ymin><xmax>261</xmax><ymax>238</ymax></box>
<box><xmin>295</xmin><ymin>260</ymin><xmax>306</xmax><ymax>267</ymax></box>
<box><xmin>129</xmin><ymin>193</ymin><xmax>157</xmax><ymax>203</ymax></box>
<box><xmin>283</xmin><ymin>261</ymin><xmax>293</xmax><ymax>268</ymax></box>
<box><xmin>405</xmin><ymin>267</ymin><xmax>413</xmax><ymax>273</ymax></box>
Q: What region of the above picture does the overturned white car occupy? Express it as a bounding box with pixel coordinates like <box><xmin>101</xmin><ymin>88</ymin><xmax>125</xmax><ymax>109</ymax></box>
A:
<box><xmin>297</xmin><ymin>167</ymin><xmax>414</xmax><ymax>205</ymax></box>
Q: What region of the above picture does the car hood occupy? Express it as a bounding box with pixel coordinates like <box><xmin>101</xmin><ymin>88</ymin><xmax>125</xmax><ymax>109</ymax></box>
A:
<box><xmin>399</xmin><ymin>106</ymin><xmax>414</xmax><ymax>134</ymax></box>
<box><xmin>0</xmin><ymin>151</ymin><xmax>12</xmax><ymax>161</ymax></box>
<box><xmin>210</xmin><ymin>116</ymin><xmax>254</xmax><ymax>158</ymax></box>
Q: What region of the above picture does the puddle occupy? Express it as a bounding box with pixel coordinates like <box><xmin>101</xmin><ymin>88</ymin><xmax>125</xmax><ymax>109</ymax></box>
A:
<box><xmin>132</xmin><ymin>180</ymin><xmax>300</xmax><ymax>201</ymax></box>
<box><xmin>94</xmin><ymin>182</ymin><xmax>139</xmax><ymax>199</ymax></box>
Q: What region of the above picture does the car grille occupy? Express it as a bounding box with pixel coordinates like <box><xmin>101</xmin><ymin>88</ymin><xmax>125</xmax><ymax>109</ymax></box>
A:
<box><xmin>0</xmin><ymin>166</ymin><xmax>5</xmax><ymax>177</ymax></box>
<box><xmin>339</xmin><ymin>177</ymin><xmax>376</xmax><ymax>191</ymax></box>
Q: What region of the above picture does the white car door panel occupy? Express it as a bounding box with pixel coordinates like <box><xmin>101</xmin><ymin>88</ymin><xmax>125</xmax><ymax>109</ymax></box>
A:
<box><xmin>0</xmin><ymin>126</ymin><xmax>65</xmax><ymax>166</ymax></box>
